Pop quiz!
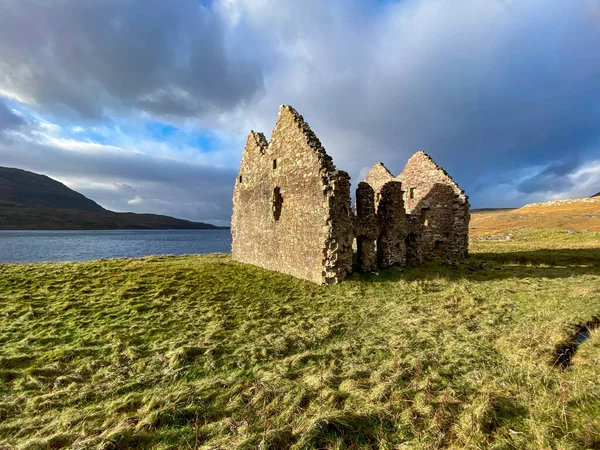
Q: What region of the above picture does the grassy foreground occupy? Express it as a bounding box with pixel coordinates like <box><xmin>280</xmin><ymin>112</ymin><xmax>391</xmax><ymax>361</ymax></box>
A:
<box><xmin>1</xmin><ymin>229</ymin><xmax>600</xmax><ymax>449</ymax></box>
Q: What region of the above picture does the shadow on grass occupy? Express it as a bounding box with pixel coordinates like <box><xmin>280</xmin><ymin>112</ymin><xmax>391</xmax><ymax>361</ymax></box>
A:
<box><xmin>294</xmin><ymin>412</ymin><xmax>395</xmax><ymax>450</ymax></box>
<box><xmin>352</xmin><ymin>248</ymin><xmax>600</xmax><ymax>284</ymax></box>
<box><xmin>474</xmin><ymin>248</ymin><xmax>600</xmax><ymax>267</ymax></box>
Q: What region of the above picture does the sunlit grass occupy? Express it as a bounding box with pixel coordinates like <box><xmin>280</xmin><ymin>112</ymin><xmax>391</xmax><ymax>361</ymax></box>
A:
<box><xmin>1</xmin><ymin>228</ymin><xmax>599</xmax><ymax>449</ymax></box>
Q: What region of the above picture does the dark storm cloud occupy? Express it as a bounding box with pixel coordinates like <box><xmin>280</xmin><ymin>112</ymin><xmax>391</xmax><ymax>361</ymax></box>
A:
<box><xmin>0</xmin><ymin>0</ymin><xmax>263</xmax><ymax>119</ymax></box>
<box><xmin>1</xmin><ymin>0</ymin><xmax>599</xmax><ymax>216</ymax></box>
<box><xmin>232</xmin><ymin>0</ymin><xmax>600</xmax><ymax>204</ymax></box>
<box><xmin>517</xmin><ymin>160</ymin><xmax>581</xmax><ymax>195</ymax></box>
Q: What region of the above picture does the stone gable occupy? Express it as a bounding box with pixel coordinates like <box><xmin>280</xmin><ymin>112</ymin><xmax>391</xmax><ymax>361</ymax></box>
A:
<box><xmin>397</xmin><ymin>151</ymin><xmax>470</xmax><ymax>259</ymax></box>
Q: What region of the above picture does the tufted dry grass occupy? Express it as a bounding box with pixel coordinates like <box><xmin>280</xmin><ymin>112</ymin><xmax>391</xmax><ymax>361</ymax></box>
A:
<box><xmin>470</xmin><ymin>196</ymin><xmax>600</xmax><ymax>236</ymax></box>
<box><xmin>1</xmin><ymin>228</ymin><xmax>600</xmax><ymax>449</ymax></box>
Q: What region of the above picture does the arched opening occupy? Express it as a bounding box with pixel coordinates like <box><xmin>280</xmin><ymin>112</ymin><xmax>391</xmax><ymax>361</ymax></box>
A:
<box><xmin>273</xmin><ymin>187</ymin><xmax>283</xmax><ymax>220</ymax></box>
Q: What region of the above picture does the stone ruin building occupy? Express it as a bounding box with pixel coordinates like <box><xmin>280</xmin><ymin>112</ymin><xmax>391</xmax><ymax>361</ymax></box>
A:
<box><xmin>231</xmin><ymin>105</ymin><xmax>470</xmax><ymax>284</ymax></box>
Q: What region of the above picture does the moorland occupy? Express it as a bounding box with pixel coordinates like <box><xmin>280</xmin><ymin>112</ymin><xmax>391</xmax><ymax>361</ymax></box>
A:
<box><xmin>0</xmin><ymin>198</ymin><xmax>599</xmax><ymax>449</ymax></box>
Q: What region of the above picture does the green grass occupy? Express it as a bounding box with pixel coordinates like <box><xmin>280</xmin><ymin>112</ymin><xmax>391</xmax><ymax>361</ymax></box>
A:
<box><xmin>1</xmin><ymin>228</ymin><xmax>599</xmax><ymax>449</ymax></box>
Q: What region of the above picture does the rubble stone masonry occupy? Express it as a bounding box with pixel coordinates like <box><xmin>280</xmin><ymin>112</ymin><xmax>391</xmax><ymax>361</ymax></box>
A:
<box><xmin>231</xmin><ymin>106</ymin><xmax>470</xmax><ymax>284</ymax></box>
<box><xmin>397</xmin><ymin>152</ymin><xmax>470</xmax><ymax>259</ymax></box>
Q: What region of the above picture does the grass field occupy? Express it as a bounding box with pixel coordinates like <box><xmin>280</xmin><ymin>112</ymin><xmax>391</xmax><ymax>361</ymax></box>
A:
<box><xmin>1</xmin><ymin>228</ymin><xmax>600</xmax><ymax>449</ymax></box>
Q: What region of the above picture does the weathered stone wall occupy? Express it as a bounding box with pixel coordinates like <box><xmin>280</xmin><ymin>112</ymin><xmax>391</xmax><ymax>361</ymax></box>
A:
<box><xmin>404</xmin><ymin>215</ymin><xmax>424</xmax><ymax>266</ymax></box>
<box><xmin>322</xmin><ymin>171</ymin><xmax>354</xmax><ymax>283</ymax></box>
<box><xmin>355</xmin><ymin>182</ymin><xmax>378</xmax><ymax>271</ymax></box>
<box><xmin>397</xmin><ymin>151</ymin><xmax>470</xmax><ymax>259</ymax></box>
<box><xmin>231</xmin><ymin>105</ymin><xmax>352</xmax><ymax>284</ymax></box>
<box><xmin>377</xmin><ymin>181</ymin><xmax>408</xmax><ymax>268</ymax></box>
<box><xmin>232</xmin><ymin>107</ymin><xmax>469</xmax><ymax>284</ymax></box>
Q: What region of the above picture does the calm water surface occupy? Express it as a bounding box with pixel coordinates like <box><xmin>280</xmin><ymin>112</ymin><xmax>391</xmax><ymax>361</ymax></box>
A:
<box><xmin>0</xmin><ymin>229</ymin><xmax>232</xmax><ymax>264</ymax></box>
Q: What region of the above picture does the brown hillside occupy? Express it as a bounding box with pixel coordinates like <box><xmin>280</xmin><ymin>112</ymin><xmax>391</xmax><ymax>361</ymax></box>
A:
<box><xmin>470</xmin><ymin>197</ymin><xmax>600</xmax><ymax>236</ymax></box>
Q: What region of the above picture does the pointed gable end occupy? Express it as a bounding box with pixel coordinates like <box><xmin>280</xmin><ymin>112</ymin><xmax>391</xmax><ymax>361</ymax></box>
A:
<box><xmin>364</xmin><ymin>162</ymin><xmax>396</xmax><ymax>195</ymax></box>
<box><xmin>269</xmin><ymin>105</ymin><xmax>336</xmax><ymax>173</ymax></box>
<box><xmin>398</xmin><ymin>151</ymin><xmax>467</xmax><ymax>202</ymax></box>
<box><xmin>398</xmin><ymin>150</ymin><xmax>468</xmax><ymax>200</ymax></box>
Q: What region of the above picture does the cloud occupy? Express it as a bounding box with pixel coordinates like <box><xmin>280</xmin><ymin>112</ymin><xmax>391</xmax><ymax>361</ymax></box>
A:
<box><xmin>517</xmin><ymin>160</ymin><xmax>581</xmax><ymax>195</ymax></box>
<box><xmin>566</xmin><ymin>160</ymin><xmax>600</xmax><ymax>199</ymax></box>
<box><xmin>127</xmin><ymin>196</ymin><xmax>144</xmax><ymax>206</ymax></box>
<box><xmin>473</xmin><ymin>158</ymin><xmax>600</xmax><ymax>207</ymax></box>
<box><xmin>0</xmin><ymin>131</ymin><xmax>236</xmax><ymax>225</ymax></box>
<box><xmin>217</xmin><ymin>0</ymin><xmax>600</xmax><ymax>203</ymax></box>
<box><xmin>0</xmin><ymin>98</ymin><xmax>25</xmax><ymax>135</ymax></box>
<box><xmin>1</xmin><ymin>0</ymin><xmax>599</xmax><ymax>221</ymax></box>
<box><xmin>0</xmin><ymin>0</ymin><xmax>264</xmax><ymax>120</ymax></box>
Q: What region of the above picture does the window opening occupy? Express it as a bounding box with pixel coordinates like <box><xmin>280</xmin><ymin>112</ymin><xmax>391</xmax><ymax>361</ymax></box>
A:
<box><xmin>420</xmin><ymin>207</ymin><xmax>430</xmax><ymax>226</ymax></box>
<box><xmin>273</xmin><ymin>187</ymin><xmax>283</xmax><ymax>220</ymax></box>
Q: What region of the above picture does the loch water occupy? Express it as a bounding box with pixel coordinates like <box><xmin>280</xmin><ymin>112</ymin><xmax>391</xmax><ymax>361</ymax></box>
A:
<box><xmin>0</xmin><ymin>229</ymin><xmax>232</xmax><ymax>264</ymax></box>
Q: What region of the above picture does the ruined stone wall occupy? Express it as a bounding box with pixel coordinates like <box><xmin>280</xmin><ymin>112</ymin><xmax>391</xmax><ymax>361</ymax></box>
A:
<box><xmin>322</xmin><ymin>170</ymin><xmax>354</xmax><ymax>283</ymax></box>
<box><xmin>404</xmin><ymin>215</ymin><xmax>423</xmax><ymax>266</ymax></box>
<box><xmin>377</xmin><ymin>181</ymin><xmax>408</xmax><ymax>268</ymax></box>
<box><xmin>231</xmin><ymin>105</ymin><xmax>353</xmax><ymax>284</ymax></box>
<box><xmin>232</xmin><ymin>106</ymin><xmax>470</xmax><ymax>284</ymax></box>
<box><xmin>355</xmin><ymin>182</ymin><xmax>378</xmax><ymax>271</ymax></box>
<box><xmin>397</xmin><ymin>151</ymin><xmax>470</xmax><ymax>259</ymax></box>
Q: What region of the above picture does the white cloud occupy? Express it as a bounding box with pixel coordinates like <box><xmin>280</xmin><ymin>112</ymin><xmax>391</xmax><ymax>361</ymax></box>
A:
<box><xmin>127</xmin><ymin>196</ymin><xmax>144</xmax><ymax>205</ymax></box>
<box><xmin>475</xmin><ymin>157</ymin><xmax>600</xmax><ymax>207</ymax></box>
<box><xmin>565</xmin><ymin>160</ymin><xmax>600</xmax><ymax>198</ymax></box>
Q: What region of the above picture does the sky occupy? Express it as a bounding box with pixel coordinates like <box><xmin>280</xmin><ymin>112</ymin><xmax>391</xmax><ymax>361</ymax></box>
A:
<box><xmin>0</xmin><ymin>0</ymin><xmax>599</xmax><ymax>226</ymax></box>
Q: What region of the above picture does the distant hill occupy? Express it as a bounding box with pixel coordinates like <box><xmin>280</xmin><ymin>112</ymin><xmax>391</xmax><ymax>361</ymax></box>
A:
<box><xmin>470</xmin><ymin>207</ymin><xmax>516</xmax><ymax>213</ymax></box>
<box><xmin>0</xmin><ymin>166</ymin><xmax>104</xmax><ymax>211</ymax></box>
<box><xmin>592</xmin><ymin>192</ymin><xmax>600</xmax><ymax>198</ymax></box>
<box><xmin>470</xmin><ymin>196</ymin><xmax>600</xmax><ymax>236</ymax></box>
<box><xmin>0</xmin><ymin>167</ymin><xmax>223</xmax><ymax>230</ymax></box>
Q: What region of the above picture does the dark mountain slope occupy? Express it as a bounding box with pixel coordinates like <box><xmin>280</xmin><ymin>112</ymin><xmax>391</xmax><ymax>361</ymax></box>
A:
<box><xmin>0</xmin><ymin>167</ymin><xmax>104</xmax><ymax>211</ymax></box>
<box><xmin>0</xmin><ymin>166</ymin><xmax>223</xmax><ymax>230</ymax></box>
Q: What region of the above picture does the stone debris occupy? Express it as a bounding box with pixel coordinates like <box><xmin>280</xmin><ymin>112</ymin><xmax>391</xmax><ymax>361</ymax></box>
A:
<box><xmin>521</xmin><ymin>198</ymin><xmax>600</xmax><ymax>208</ymax></box>
<box><xmin>471</xmin><ymin>233</ymin><xmax>513</xmax><ymax>241</ymax></box>
<box><xmin>231</xmin><ymin>105</ymin><xmax>470</xmax><ymax>284</ymax></box>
